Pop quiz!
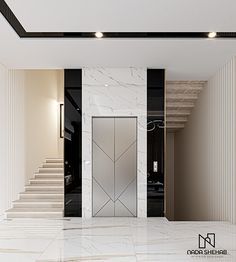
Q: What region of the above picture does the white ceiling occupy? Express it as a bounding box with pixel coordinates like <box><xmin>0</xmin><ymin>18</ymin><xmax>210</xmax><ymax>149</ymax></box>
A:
<box><xmin>0</xmin><ymin>0</ymin><xmax>236</xmax><ymax>80</ymax></box>
<box><xmin>6</xmin><ymin>0</ymin><xmax>236</xmax><ymax>32</ymax></box>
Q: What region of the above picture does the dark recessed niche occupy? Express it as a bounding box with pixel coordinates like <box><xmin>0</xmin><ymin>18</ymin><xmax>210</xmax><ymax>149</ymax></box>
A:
<box><xmin>64</xmin><ymin>69</ymin><xmax>82</xmax><ymax>217</ymax></box>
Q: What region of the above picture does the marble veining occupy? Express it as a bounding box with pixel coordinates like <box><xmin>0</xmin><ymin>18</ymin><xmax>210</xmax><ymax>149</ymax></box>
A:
<box><xmin>82</xmin><ymin>68</ymin><xmax>147</xmax><ymax>218</ymax></box>
<box><xmin>0</xmin><ymin>218</ymin><xmax>235</xmax><ymax>262</ymax></box>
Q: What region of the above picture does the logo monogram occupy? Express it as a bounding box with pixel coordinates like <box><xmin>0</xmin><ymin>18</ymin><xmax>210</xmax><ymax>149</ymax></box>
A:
<box><xmin>198</xmin><ymin>233</ymin><xmax>215</xmax><ymax>249</ymax></box>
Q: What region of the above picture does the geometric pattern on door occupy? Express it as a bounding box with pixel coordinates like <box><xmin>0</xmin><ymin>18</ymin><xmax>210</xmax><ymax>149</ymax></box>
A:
<box><xmin>92</xmin><ymin>117</ymin><xmax>137</xmax><ymax>217</ymax></box>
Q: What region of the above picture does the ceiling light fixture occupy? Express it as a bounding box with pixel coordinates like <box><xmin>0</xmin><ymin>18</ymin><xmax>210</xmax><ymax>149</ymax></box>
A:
<box><xmin>95</xmin><ymin>32</ymin><xmax>103</xmax><ymax>38</ymax></box>
<box><xmin>208</xmin><ymin>32</ymin><xmax>217</xmax><ymax>38</ymax></box>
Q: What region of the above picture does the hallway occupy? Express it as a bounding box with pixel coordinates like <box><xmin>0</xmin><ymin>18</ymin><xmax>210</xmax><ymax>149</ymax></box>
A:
<box><xmin>1</xmin><ymin>1</ymin><xmax>236</xmax><ymax>261</ymax></box>
<box><xmin>0</xmin><ymin>217</ymin><xmax>235</xmax><ymax>261</ymax></box>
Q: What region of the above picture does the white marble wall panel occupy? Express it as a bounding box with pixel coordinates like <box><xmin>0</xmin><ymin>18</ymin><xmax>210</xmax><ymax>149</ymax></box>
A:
<box><xmin>82</xmin><ymin>68</ymin><xmax>147</xmax><ymax>218</ymax></box>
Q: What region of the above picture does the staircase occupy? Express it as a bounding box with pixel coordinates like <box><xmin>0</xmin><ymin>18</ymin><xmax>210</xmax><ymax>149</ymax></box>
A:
<box><xmin>6</xmin><ymin>159</ymin><xmax>64</xmax><ymax>218</ymax></box>
<box><xmin>165</xmin><ymin>81</ymin><xmax>206</xmax><ymax>131</ymax></box>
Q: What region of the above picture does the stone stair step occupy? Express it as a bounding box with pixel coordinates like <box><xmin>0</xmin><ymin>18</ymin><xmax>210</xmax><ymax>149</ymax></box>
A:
<box><xmin>42</xmin><ymin>163</ymin><xmax>64</xmax><ymax>168</ymax></box>
<box><xmin>20</xmin><ymin>192</ymin><xmax>64</xmax><ymax>199</ymax></box>
<box><xmin>25</xmin><ymin>185</ymin><xmax>64</xmax><ymax>192</ymax></box>
<box><xmin>25</xmin><ymin>190</ymin><xmax>64</xmax><ymax>194</ymax></box>
<box><xmin>14</xmin><ymin>198</ymin><xmax>63</xmax><ymax>202</ymax></box>
<box><xmin>6</xmin><ymin>158</ymin><xmax>64</xmax><ymax>218</ymax></box>
<box><xmin>6</xmin><ymin>208</ymin><xmax>63</xmax><ymax>218</ymax></box>
<box><xmin>38</xmin><ymin>168</ymin><xmax>63</xmax><ymax>173</ymax></box>
<box><xmin>13</xmin><ymin>200</ymin><xmax>63</xmax><ymax>208</ymax></box>
<box><xmin>7</xmin><ymin>207</ymin><xmax>62</xmax><ymax>212</ymax></box>
<box><xmin>35</xmin><ymin>173</ymin><xmax>63</xmax><ymax>179</ymax></box>
<box><xmin>29</xmin><ymin>179</ymin><xmax>63</xmax><ymax>185</ymax></box>
<box><xmin>45</xmin><ymin>158</ymin><xmax>63</xmax><ymax>163</ymax></box>
<box><xmin>7</xmin><ymin>213</ymin><xmax>63</xmax><ymax>218</ymax></box>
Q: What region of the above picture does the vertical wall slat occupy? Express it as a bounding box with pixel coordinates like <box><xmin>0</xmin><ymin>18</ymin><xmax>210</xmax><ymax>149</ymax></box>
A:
<box><xmin>0</xmin><ymin>65</ymin><xmax>25</xmax><ymax>215</ymax></box>
<box><xmin>174</xmin><ymin>57</ymin><xmax>236</xmax><ymax>223</ymax></box>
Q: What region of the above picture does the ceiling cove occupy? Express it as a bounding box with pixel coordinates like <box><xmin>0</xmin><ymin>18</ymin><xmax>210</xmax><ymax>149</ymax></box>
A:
<box><xmin>1</xmin><ymin>0</ymin><xmax>236</xmax><ymax>39</ymax></box>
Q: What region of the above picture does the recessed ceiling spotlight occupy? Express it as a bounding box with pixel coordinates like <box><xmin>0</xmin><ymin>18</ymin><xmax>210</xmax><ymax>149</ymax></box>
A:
<box><xmin>105</xmin><ymin>84</ymin><xmax>108</xmax><ymax>87</ymax></box>
<box><xmin>95</xmin><ymin>32</ymin><xmax>103</xmax><ymax>38</ymax></box>
<box><xmin>208</xmin><ymin>32</ymin><xmax>217</xmax><ymax>38</ymax></box>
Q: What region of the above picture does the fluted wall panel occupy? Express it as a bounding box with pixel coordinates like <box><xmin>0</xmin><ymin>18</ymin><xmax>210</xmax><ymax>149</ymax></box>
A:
<box><xmin>174</xmin><ymin>57</ymin><xmax>236</xmax><ymax>223</ymax></box>
<box><xmin>0</xmin><ymin>65</ymin><xmax>25</xmax><ymax>215</ymax></box>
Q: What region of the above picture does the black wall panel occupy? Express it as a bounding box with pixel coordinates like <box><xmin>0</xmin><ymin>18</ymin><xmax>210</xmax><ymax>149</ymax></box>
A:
<box><xmin>64</xmin><ymin>69</ymin><xmax>82</xmax><ymax>217</ymax></box>
<box><xmin>147</xmin><ymin>69</ymin><xmax>165</xmax><ymax>217</ymax></box>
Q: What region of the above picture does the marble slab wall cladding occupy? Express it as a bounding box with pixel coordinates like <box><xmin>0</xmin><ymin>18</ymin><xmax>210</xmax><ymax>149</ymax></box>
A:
<box><xmin>82</xmin><ymin>68</ymin><xmax>147</xmax><ymax>218</ymax></box>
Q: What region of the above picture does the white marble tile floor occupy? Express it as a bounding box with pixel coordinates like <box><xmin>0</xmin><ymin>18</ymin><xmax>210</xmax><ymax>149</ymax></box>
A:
<box><xmin>0</xmin><ymin>217</ymin><xmax>235</xmax><ymax>262</ymax></box>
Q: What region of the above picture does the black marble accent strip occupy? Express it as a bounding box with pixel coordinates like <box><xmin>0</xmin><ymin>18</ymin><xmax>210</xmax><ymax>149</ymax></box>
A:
<box><xmin>1</xmin><ymin>0</ymin><xmax>236</xmax><ymax>39</ymax></box>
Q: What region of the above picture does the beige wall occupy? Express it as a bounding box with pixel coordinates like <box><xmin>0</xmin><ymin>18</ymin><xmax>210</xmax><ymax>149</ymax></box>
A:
<box><xmin>24</xmin><ymin>70</ymin><xmax>64</xmax><ymax>181</ymax></box>
<box><xmin>174</xmin><ymin>57</ymin><xmax>236</xmax><ymax>223</ymax></box>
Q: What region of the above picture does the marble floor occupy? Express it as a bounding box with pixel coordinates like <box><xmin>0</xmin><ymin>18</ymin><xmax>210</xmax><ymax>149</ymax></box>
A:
<box><xmin>0</xmin><ymin>217</ymin><xmax>235</xmax><ymax>262</ymax></box>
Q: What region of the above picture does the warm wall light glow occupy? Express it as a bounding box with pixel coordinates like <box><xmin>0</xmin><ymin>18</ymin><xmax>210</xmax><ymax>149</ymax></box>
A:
<box><xmin>208</xmin><ymin>32</ymin><xmax>217</xmax><ymax>38</ymax></box>
<box><xmin>95</xmin><ymin>32</ymin><xmax>103</xmax><ymax>38</ymax></box>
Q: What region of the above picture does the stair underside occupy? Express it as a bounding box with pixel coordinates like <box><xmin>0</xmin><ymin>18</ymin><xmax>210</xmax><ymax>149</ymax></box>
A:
<box><xmin>165</xmin><ymin>81</ymin><xmax>206</xmax><ymax>131</ymax></box>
